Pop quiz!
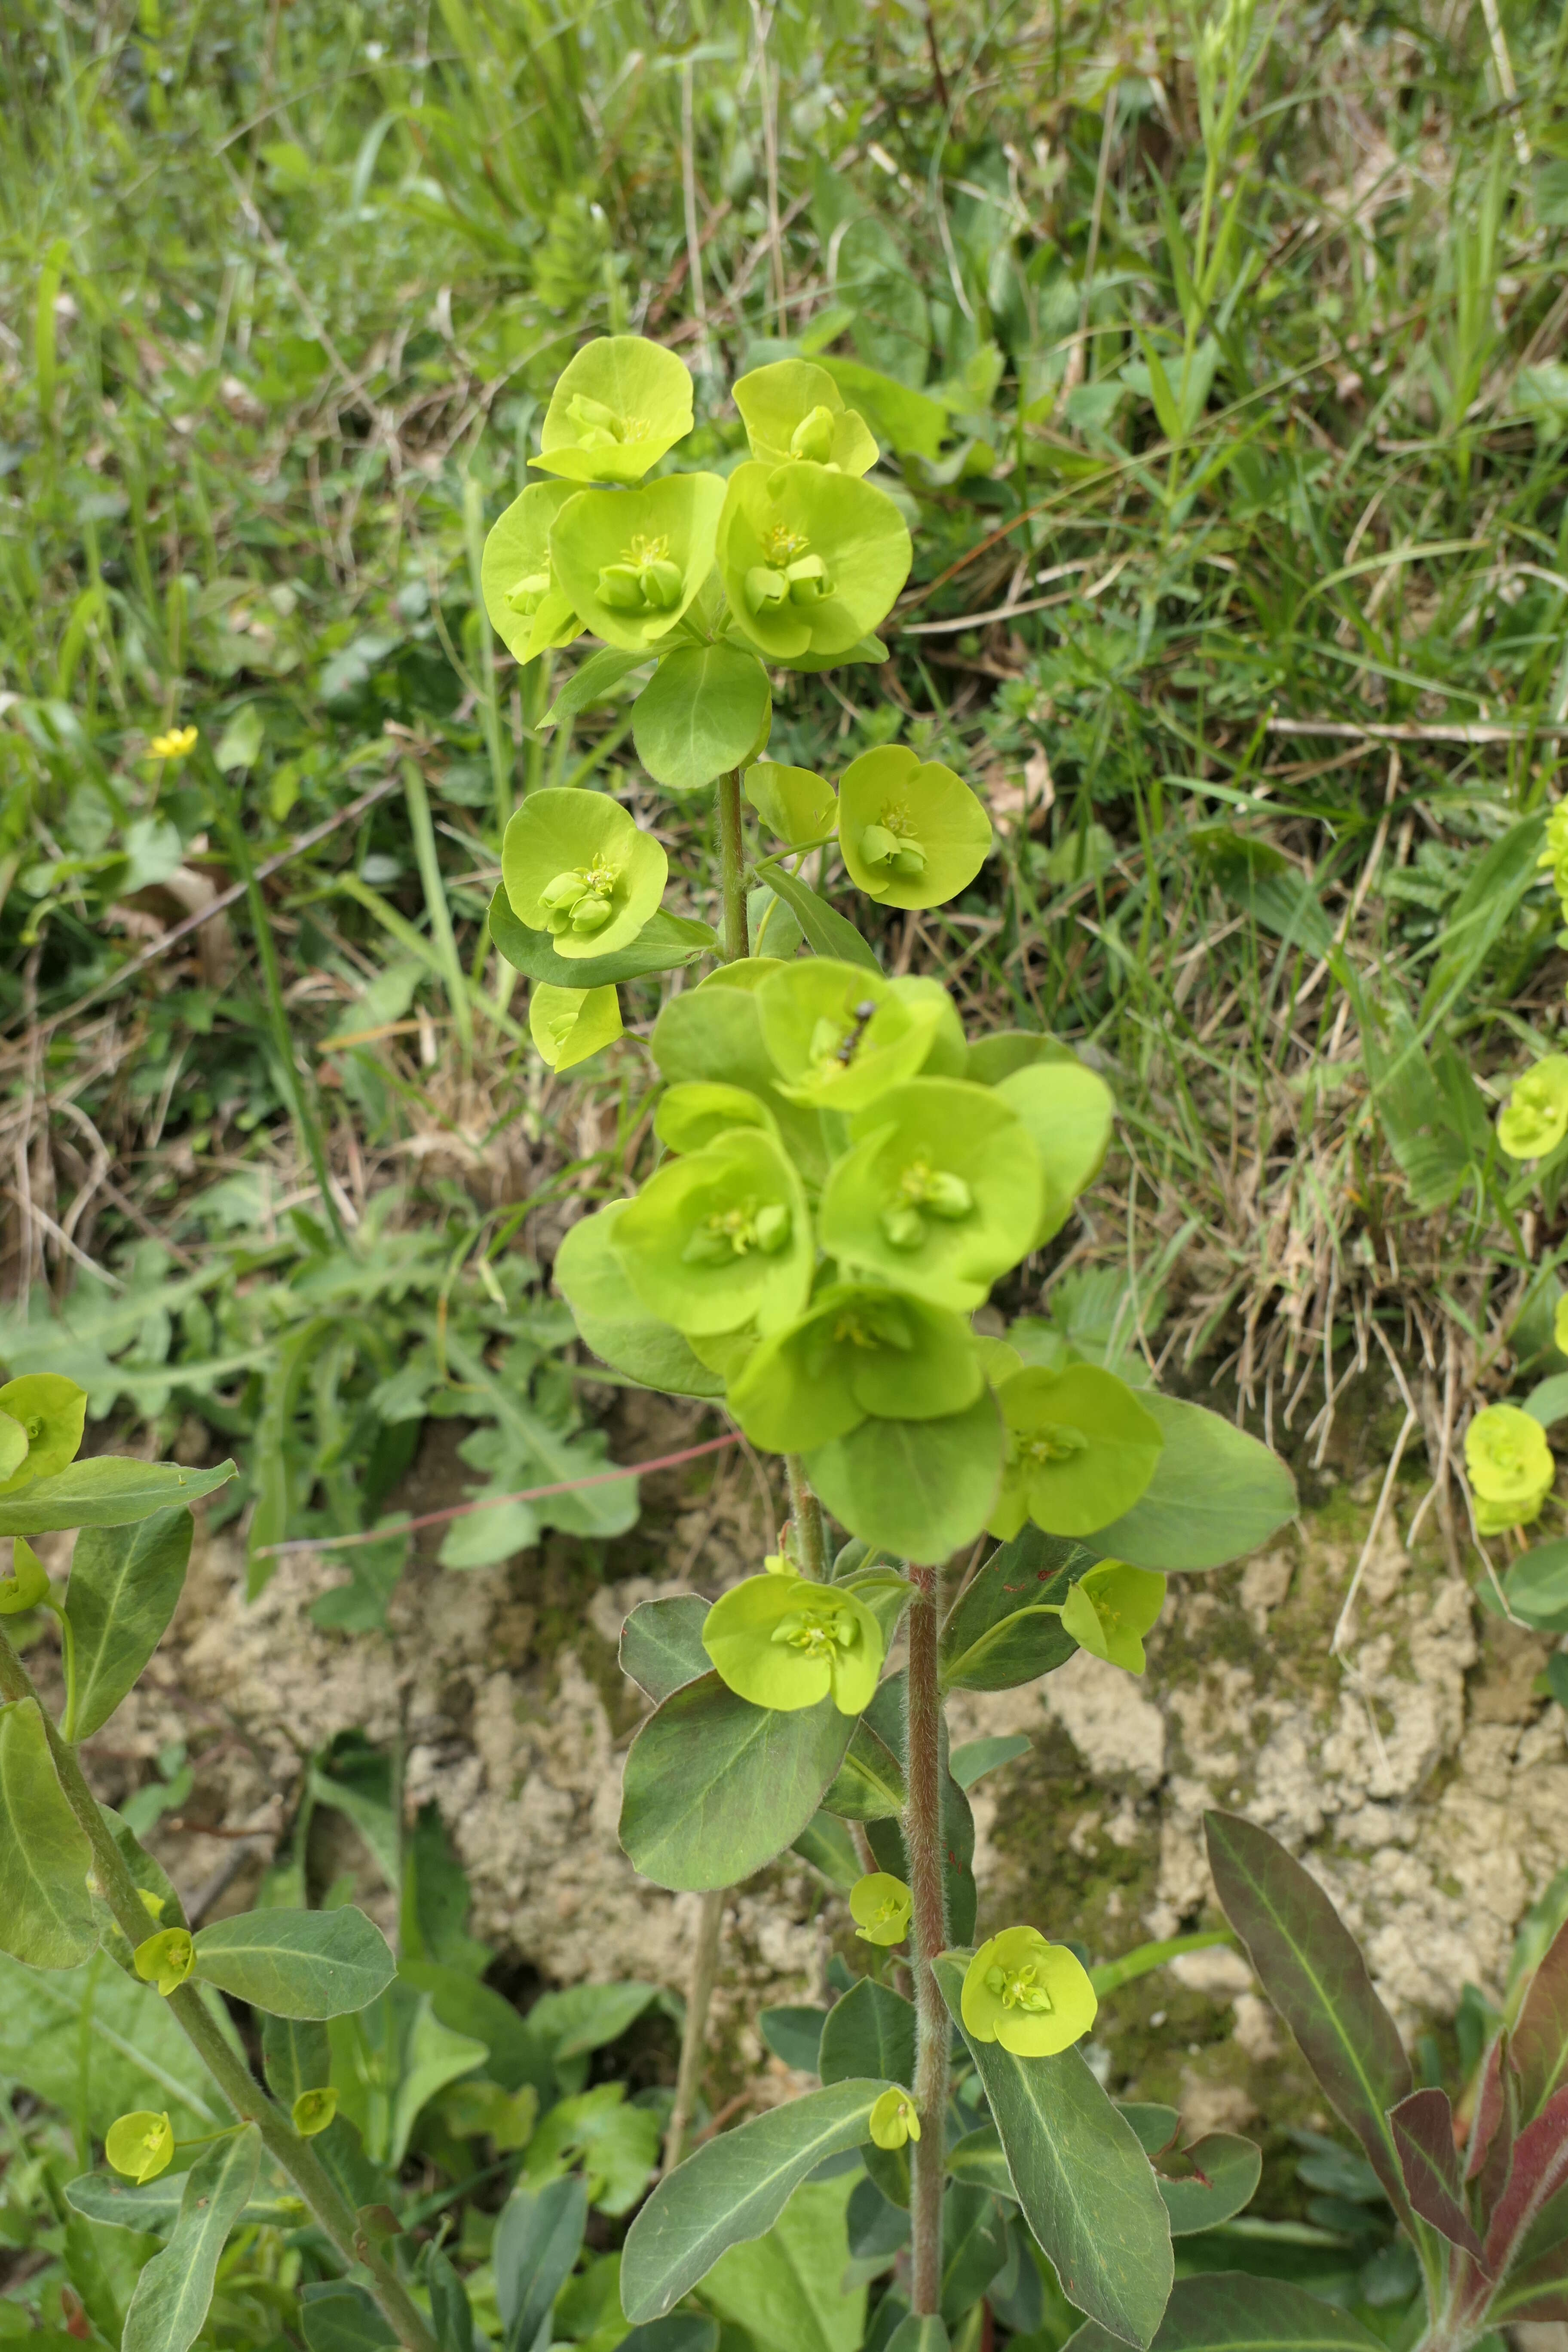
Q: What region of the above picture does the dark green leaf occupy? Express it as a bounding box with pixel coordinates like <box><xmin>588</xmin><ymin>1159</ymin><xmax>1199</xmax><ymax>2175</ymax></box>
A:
<box><xmin>760</xmin><ymin>2004</ymin><xmax>828</xmax><ymax>2073</ymax></box>
<box><xmin>620</xmin><ymin>1670</ymin><xmax>854</xmax><ymax>1892</ymax></box>
<box><xmin>633</xmin><ymin>643</ymin><xmax>772</xmax><ymax>792</ymax></box>
<box><xmin>941</xmin><ymin>2182</ymin><xmax>1008</xmax><ymax>2325</ymax></box>
<box><xmin>1204</xmin><ymin>1813</ymin><xmax>1416</xmax><ymax>2235</ymax></box>
<box><xmin>261</xmin><ymin>2015</ymin><xmax>331</xmax><ymax>2106</ymax></box>
<box><xmin>122</xmin><ymin>2125</ymin><xmax>261</xmax><ymax>2352</ymax></box>
<box><xmin>0</xmin><ymin>1697</ymin><xmax>95</xmax><ymax>1968</ymax></box>
<box><xmin>1155</xmin><ymin>2135</ymin><xmax>1262</xmax><ymax>2235</ymax></box>
<box><xmin>299</xmin><ymin>2283</ymin><xmax>398</xmax><ymax>2352</ymax></box>
<box><xmin>807</xmin><ymin>1391</ymin><xmax>1004</xmax><ymax>1566</ymax></box>
<box><xmin>1120</xmin><ymin>2105</ymin><xmax>1181</xmax><ymax>2157</ymax></box>
<box><xmin>621</xmin><ymin>1595</ymin><xmax>712</xmax><ymax>1703</ymax></box>
<box><xmin>949</xmin><ymin>1734</ymin><xmax>1031</xmax><ymax>1789</ymax></box>
<box><xmin>940</xmin><ymin>1528</ymin><xmax>1087</xmax><ymax>1691</ymax></box>
<box><xmin>0</xmin><ymin>1456</ymin><xmax>235</xmax><ymax>1534</ymax></box>
<box><xmin>193</xmin><ymin>1905</ymin><xmax>395</xmax><ymax>2018</ymax></box>
<box><xmin>65</xmin><ymin>2168</ymin><xmax>300</xmax><ymax>2235</ymax></box>
<box><xmin>948</xmin><ymin>2125</ymin><xmax>1014</xmax><ymax>2199</ymax></box>
<box><xmin>1062</xmin><ymin>2272</ymin><xmax>1386</xmax><ymax>2352</ymax></box>
<box><xmin>620</xmin><ymin>2080</ymin><xmax>891</xmax><ymax>2323</ymax></box>
<box><xmin>791</xmin><ymin>1809</ymin><xmax>863</xmax><ymax>1889</ymax></box>
<box><xmin>64</xmin><ymin>1506</ymin><xmax>192</xmax><ymax>1739</ymax></box>
<box><xmin>1504</xmin><ymin>1917</ymin><xmax>1568</xmax><ymax>2125</ymax></box>
<box><xmin>528</xmin><ymin>1978</ymin><xmax>659</xmax><ymax>2059</ymax></box>
<box><xmin>933</xmin><ymin>1951</ymin><xmax>1172</xmax><ymax>2348</ymax></box>
<box><xmin>489</xmin><ymin>886</ymin><xmax>714</xmax><ymax>988</ymax></box>
<box><xmin>426</xmin><ymin>2248</ymin><xmax>475</xmax><ymax>2352</ymax></box>
<box><xmin>762</xmin><ymin>863</ymin><xmax>881</xmax><ymax>971</ymax></box>
<box><xmin>884</xmin><ymin>2322</ymin><xmax>950</xmax><ymax>2352</ymax></box>
<box><xmin>1092</xmin><ymin>1400</ymin><xmax>1295</xmax><ymax>1572</ymax></box>
<box><xmin>819</xmin><ymin>1978</ymin><xmax>916</xmax><ymax>2091</ymax></box>
<box><xmin>1503</xmin><ymin>1541</ymin><xmax>1568</xmax><ymax>1633</ymax></box>
<box><xmin>620</xmin><ymin>2323</ymin><xmax>720</xmax><ymax>2352</ymax></box>
<box><xmin>495</xmin><ymin>2177</ymin><xmax>588</xmax><ymax>2352</ymax></box>
<box><xmin>543</xmin><ymin>646</ymin><xmax>650</xmax><ymax>725</ymax></box>
<box><xmin>398</xmin><ymin>1957</ymin><xmax>552</xmax><ymax>2096</ymax></box>
<box><xmin>822</xmin><ymin>1718</ymin><xmax>907</xmax><ymax>1818</ymax></box>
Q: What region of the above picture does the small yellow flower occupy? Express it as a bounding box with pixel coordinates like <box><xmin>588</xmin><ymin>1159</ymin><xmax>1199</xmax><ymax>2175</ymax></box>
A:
<box><xmin>868</xmin><ymin>2088</ymin><xmax>920</xmax><ymax>2150</ymax></box>
<box><xmin>147</xmin><ymin>726</ymin><xmax>199</xmax><ymax>761</ymax></box>
<box><xmin>106</xmin><ymin>2111</ymin><xmax>175</xmax><ymax>2184</ymax></box>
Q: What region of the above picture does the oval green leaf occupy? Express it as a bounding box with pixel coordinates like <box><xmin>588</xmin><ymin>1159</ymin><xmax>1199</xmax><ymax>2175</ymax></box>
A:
<box><xmin>1154</xmin><ymin>2133</ymin><xmax>1262</xmax><ymax>2235</ymax></box>
<box><xmin>65</xmin><ymin>1505</ymin><xmax>193</xmax><ymax>1740</ymax></box>
<box><xmin>0</xmin><ymin>1457</ymin><xmax>236</xmax><ymax>1536</ymax></box>
<box><xmin>818</xmin><ymin>1978</ymin><xmax>915</xmax><ymax>2090</ymax></box>
<box><xmin>620</xmin><ymin>2079</ymin><xmax>891</xmax><ymax>2323</ymax></box>
<box><xmin>122</xmin><ymin>2125</ymin><xmax>262</xmax><ymax>2352</ymax></box>
<box><xmin>633</xmin><ymin>643</ymin><xmax>772</xmax><ymax>792</ymax></box>
<box><xmin>1090</xmin><ymin>1396</ymin><xmax>1296</xmax><ymax>1571</ymax></box>
<box><xmin>0</xmin><ymin>1697</ymin><xmax>95</xmax><ymax>1969</ymax></box>
<box><xmin>489</xmin><ymin>886</ymin><xmax>714</xmax><ymax>988</ymax></box>
<box><xmin>940</xmin><ymin>1527</ymin><xmax>1090</xmax><ymax>1692</ymax></box>
<box><xmin>619</xmin><ymin>1671</ymin><xmax>854</xmax><ymax>1892</ymax></box>
<box><xmin>1061</xmin><ymin>2274</ymin><xmax>1385</xmax><ymax>2352</ymax></box>
<box><xmin>619</xmin><ymin>1594</ymin><xmax>712</xmax><ymax>1704</ymax></box>
<box><xmin>192</xmin><ymin>1905</ymin><xmax>395</xmax><ymax>2019</ymax></box>
<box><xmin>806</xmin><ymin>1389</ymin><xmax>1003</xmax><ymax>1565</ymax></box>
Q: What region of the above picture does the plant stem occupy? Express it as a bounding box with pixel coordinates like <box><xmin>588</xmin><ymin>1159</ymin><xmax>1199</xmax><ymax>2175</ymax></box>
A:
<box><xmin>0</xmin><ymin>1626</ymin><xmax>440</xmax><ymax>2352</ymax></box>
<box><xmin>717</xmin><ymin>769</ymin><xmax>747</xmax><ymax>962</ymax></box>
<box><xmin>662</xmin><ymin>1887</ymin><xmax>725</xmax><ymax>2176</ymax></box>
<box><xmin>903</xmin><ymin>1563</ymin><xmax>949</xmax><ymax>2318</ymax></box>
<box><xmin>784</xmin><ymin>1455</ymin><xmax>827</xmax><ymax>1579</ymax></box>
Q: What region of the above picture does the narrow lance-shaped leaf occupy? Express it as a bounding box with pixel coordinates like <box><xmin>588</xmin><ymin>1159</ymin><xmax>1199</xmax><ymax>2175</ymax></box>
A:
<box><xmin>0</xmin><ymin>1456</ymin><xmax>235</xmax><ymax>1535</ymax></box>
<box><xmin>192</xmin><ymin>1906</ymin><xmax>396</xmax><ymax>2019</ymax></box>
<box><xmin>495</xmin><ymin>2175</ymin><xmax>588</xmax><ymax>2352</ymax></box>
<box><xmin>299</xmin><ymin>2283</ymin><xmax>398</xmax><ymax>2352</ymax></box>
<box><xmin>122</xmin><ymin>2124</ymin><xmax>261</xmax><ymax>2352</ymax></box>
<box><xmin>0</xmin><ymin>1696</ymin><xmax>96</xmax><ymax>1969</ymax></box>
<box><xmin>620</xmin><ymin>2079</ymin><xmax>892</xmax><ymax>2324</ymax></box>
<box><xmin>1062</xmin><ymin>2273</ymin><xmax>1387</xmax><ymax>2352</ymax></box>
<box><xmin>1387</xmin><ymin>2088</ymin><xmax>1485</xmax><ymax>2261</ymax></box>
<box><xmin>932</xmin><ymin>1952</ymin><xmax>1171</xmax><ymax>2350</ymax></box>
<box><xmin>64</xmin><ymin>1505</ymin><xmax>193</xmax><ymax>1740</ymax></box>
<box><xmin>1510</xmin><ymin>1917</ymin><xmax>1568</xmax><ymax>2126</ymax></box>
<box><xmin>1204</xmin><ymin>1813</ymin><xmax>1418</xmax><ymax>2238</ymax></box>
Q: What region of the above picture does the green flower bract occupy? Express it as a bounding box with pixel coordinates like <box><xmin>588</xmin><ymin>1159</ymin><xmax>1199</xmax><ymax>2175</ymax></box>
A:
<box><xmin>821</xmin><ymin>1077</ymin><xmax>1043</xmax><ymax>1310</ymax></box>
<box><xmin>732</xmin><ymin>358</ymin><xmax>880</xmax><ymax>475</ymax></box>
<box><xmin>0</xmin><ymin>1372</ymin><xmax>86</xmax><ymax>1495</ymax></box>
<box><xmin>990</xmin><ymin>1363</ymin><xmax>1164</xmax><ymax>1539</ymax></box>
<box><xmin>481</xmin><ymin>481</ymin><xmax>581</xmax><ymax>663</ymax></box>
<box><xmin>702</xmin><ymin>1570</ymin><xmax>884</xmax><ymax>1714</ymax></box>
<box><xmin>654</xmin><ymin>1081</ymin><xmax>777</xmax><ymax>1154</ymax></box>
<box><xmin>502</xmin><ymin>788</ymin><xmax>667</xmax><ymax>963</ymax></box>
<box><xmin>868</xmin><ymin>2088</ymin><xmax>920</xmax><ymax>2148</ymax></box>
<box><xmin>529</xmin><ymin>982</ymin><xmax>622</xmax><ymax>1072</ymax></box>
<box><xmin>837</xmin><ymin>746</ymin><xmax>993</xmax><ymax>912</ymax></box>
<box><xmin>1498</xmin><ymin>1056</ymin><xmax>1568</xmax><ymax>1161</ymax></box>
<box><xmin>134</xmin><ymin>1925</ymin><xmax>195</xmax><ymax>1996</ymax></box>
<box><xmin>550</xmin><ymin>472</ymin><xmax>726</xmax><ymax>652</ymax></box>
<box><xmin>1466</xmin><ymin>1403</ymin><xmax>1554</xmax><ymax>1507</ymax></box>
<box><xmin>995</xmin><ymin>1060</ymin><xmax>1115</xmax><ymax>1246</ymax></box>
<box><xmin>960</xmin><ymin>1925</ymin><xmax>1097</xmax><ymax>2056</ymax></box>
<box><xmin>754</xmin><ymin>960</ymin><xmax>962</xmax><ymax>1112</ymax></box>
<box><xmin>1060</xmin><ymin>1560</ymin><xmax>1167</xmax><ymax>1674</ymax></box>
<box><xmin>106</xmin><ymin>2111</ymin><xmax>175</xmax><ymax>2184</ymax></box>
<box><xmin>611</xmin><ymin>1124</ymin><xmax>813</xmax><ymax>1337</ymax></box>
<box><xmin>530</xmin><ymin>335</ymin><xmax>694</xmax><ymax>485</ymax></box>
<box><xmin>717</xmin><ymin>460</ymin><xmax>910</xmax><ymax>662</ymax></box>
<box><xmin>850</xmin><ymin>1870</ymin><xmax>912</xmax><ymax>1946</ymax></box>
<box><xmin>744</xmin><ymin>759</ymin><xmax>838</xmax><ymax>847</ymax></box>
<box><xmin>726</xmin><ymin>1280</ymin><xmax>983</xmax><ymax>1452</ymax></box>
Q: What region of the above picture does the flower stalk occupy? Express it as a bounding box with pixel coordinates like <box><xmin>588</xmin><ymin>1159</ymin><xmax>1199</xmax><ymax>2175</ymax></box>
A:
<box><xmin>903</xmin><ymin>1562</ymin><xmax>949</xmax><ymax>2316</ymax></box>
<box><xmin>718</xmin><ymin>767</ymin><xmax>748</xmax><ymax>962</ymax></box>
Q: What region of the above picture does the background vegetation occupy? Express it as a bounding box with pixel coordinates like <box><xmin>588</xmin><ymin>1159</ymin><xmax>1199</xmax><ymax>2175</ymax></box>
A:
<box><xmin>3</xmin><ymin>0</ymin><xmax>1568</xmax><ymax>2339</ymax></box>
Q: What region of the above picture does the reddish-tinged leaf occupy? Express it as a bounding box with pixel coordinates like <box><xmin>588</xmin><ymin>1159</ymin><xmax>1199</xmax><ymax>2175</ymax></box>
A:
<box><xmin>1204</xmin><ymin>1813</ymin><xmax>1417</xmax><ymax>2236</ymax></box>
<box><xmin>1483</xmin><ymin>2083</ymin><xmax>1568</xmax><ymax>2277</ymax></box>
<box><xmin>1388</xmin><ymin>2089</ymin><xmax>1485</xmax><ymax>2263</ymax></box>
<box><xmin>1513</xmin><ymin>1921</ymin><xmax>1568</xmax><ymax>2126</ymax></box>
<box><xmin>1467</xmin><ymin>2036</ymin><xmax>1507</xmax><ymax>2184</ymax></box>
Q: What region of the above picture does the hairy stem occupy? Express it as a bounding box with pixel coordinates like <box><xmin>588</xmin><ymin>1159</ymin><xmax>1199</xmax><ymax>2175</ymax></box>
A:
<box><xmin>784</xmin><ymin>1455</ymin><xmax>827</xmax><ymax>1579</ymax></box>
<box><xmin>662</xmin><ymin>1887</ymin><xmax>725</xmax><ymax>2176</ymax></box>
<box><xmin>0</xmin><ymin>1626</ymin><xmax>440</xmax><ymax>2352</ymax></box>
<box><xmin>717</xmin><ymin>769</ymin><xmax>748</xmax><ymax>962</ymax></box>
<box><xmin>903</xmin><ymin>1564</ymin><xmax>949</xmax><ymax>2317</ymax></box>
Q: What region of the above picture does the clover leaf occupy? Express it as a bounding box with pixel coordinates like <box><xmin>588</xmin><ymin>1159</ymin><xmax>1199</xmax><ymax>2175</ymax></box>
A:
<box><xmin>820</xmin><ymin>1077</ymin><xmax>1043</xmax><ymax>1310</ymax></box>
<box><xmin>529</xmin><ymin>982</ymin><xmax>623</xmax><ymax>1072</ymax></box>
<box><xmin>850</xmin><ymin>1871</ymin><xmax>912</xmax><ymax>1947</ymax></box>
<box><xmin>0</xmin><ymin>1373</ymin><xmax>87</xmax><ymax>1496</ymax></box>
<box><xmin>1498</xmin><ymin>1055</ymin><xmax>1568</xmax><ymax>1160</ymax></box>
<box><xmin>529</xmin><ymin>334</ymin><xmax>694</xmax><ymax>486</ymax></box>
<box><xmin>611</xmin><ymin>1125</ymin><xmax>813</xmax><ymax>1337</ymax></box>
<box><xmin>732</xmin><ymin>358</ymin><xmax>880</xmax><ymax>475</ymax></box>
<box><xmin>990</xmin><ymin>1364</ymin><xmax>1164</xmax><ymax>1539</ymax></box>
<box><xmin>550</xmin><ymin>473</ymin><xmax>726</xmax><ymax>652</ymax></box>
<box><xmin>726</xmin><ymin>1281</ymin><xmax>984</xmax><ymax>1452</ymax></box>
<box><xmin>754</xmin><ymin>961</ymin><xmax>960</xmax><ymax>1113</ymax></box>
<box><xmin>1466</xmin><ymin>1403</ymin><xmax>1554</xmax><ymax>1529</ymax></box>
<box><xmin>702</xmin><ymin>1569</ymin><xmax>884</xmax><ymax>1714</ymax></box>
<box><xmin>744</xmin><ymin>759</ymin><xmax>838</xmax><ymax>847</ymax></box>
<box><xmin>1059</xmin><ymin>1561</ymin><xmax>1167</xmax><ymax>1674</ymax></box>
<box><xmin>502</xmin><ymin>788</ymin><xmax>667</xmax><ymax>962</ymax></box>
<box><xmin>481</xmin><ymin>481</ymin><xmax>582</xmax><ymax>663</ymax></box>
<box><xmin>837</xmin><ymin>745</ymin><xmax>993</xmax><ymax>912</ymax></box>
<box><xmin>960</xmin><ymin>1926</ymin><xmax>1097</xmax><ymax>2057</ymax></box>
<box><xmin>717</xmin><ymin>459</ymin><xmax>910</xmax><ymax>663</ymax></box>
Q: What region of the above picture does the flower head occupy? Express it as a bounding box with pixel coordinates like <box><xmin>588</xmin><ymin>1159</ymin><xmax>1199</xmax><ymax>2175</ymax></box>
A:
<box><xmin>850</xmin><ymin>1871</ymin><xmax>912</xmax><ymax>1947</ymax></box>
<box><xmin>732</xmin><ymin>359</ymin><xmax>879</xmax><ymax>476</ymax></box>
<box><xmin>530</xmin><ymin>336</ymin><xmax>694</xmax><ymax>486</ymax></box>
<box><xmin>1466</xmin><ymin>1403</ymin><xmax>1554</xmax><ymax>1525</ymax></box>
<box><xmin>990</xmin><ymin>1365</ymin><xmax>1164</xmax><ymax>1540</ymax></box>
<box><xmin>502</xmin><ymin>789</ymin><xmax>667</xmax><ymax>964</ymax></box>
<box><xmin>481</xmin><ymin>481</ymin><xmax>581</xmax><ymax>664</ymax></box>
<box><xmin>755</xmin><ymin>960</ymin><xmax>962</xmax><ymax>1114</ymax></box>
<box><xmin>106</xmin><ymin>2111</ymin><xmax>175</xmax><ymax>2184</ymax></box>
<box><xmin>134</xmin><ymin>1926</ymin><xmax>195</xmax><ymax>1996</ymax></box>
<box><xmin>549</xmin><ymin>474</ymin><xmax>725</xmax><ymax>652</ymax></box>
<box><xmin>147</xmin><ymin>726</ymin><xmax>198</xmax><ymax>761</ymax></box>
<box><xmin>530</xmin><ymin>983</ymin><xmax>622</xmax><ymax>1074</ymax></box>
<box><xmin>837</xmin><ymin>747</ymin><xmax>993</xmax><ymax>913</ymax></box>
<box><xmin>0</xmin><ymin>1371</ymin><xmax>86</xmax><ymax>1496</ymax></box>
<box><xmin>1060</xmin><ymin>1561</ymin><xmax>1167</xmax><ymax>1675</ymax></box>
<box><xmin>612</xmin><ymin>1124</ymin><xmax>813</xmax><ymax>1338</ymax></box>
<box><xmin>1498</xmin><ymin>1058</ymin><xmax>1568</xmax><ymax>1161</ymax></box>
<box><xmin>726</xmin><ymin>1281</ymin><xmax>984</xmax><ymax>1453</ymax></box>
<box><xmin>702</xmin><ymin>1571</ymin><xmax>884</xmax><ymax>1714</ymax></box>
<box><xmin>717</xmin><ymin>462</ymin><xmax>910</xmax><ymax>663</ymax></box>
<box><xmin>961</xmin><ymin>1926</ymin><xmax>1097</xmax><ymax>2057</ymax></box>
<box><xmin>868</xmin><ymin>2088</ymin><xmax>921</xmax><ymax>2149</ymax></box>
<box><xmin>292</xmin><ymin>2087</ymin><xmax>339</xmax><ymax>2137</ymax></box>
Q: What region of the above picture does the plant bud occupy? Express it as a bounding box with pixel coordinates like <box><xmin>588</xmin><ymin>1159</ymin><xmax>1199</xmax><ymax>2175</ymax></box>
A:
<box><xmin>638</xmin><ymin>556</ymin><xmax>685</xmax><ymax>609</ymax></box>
<box><xmin>504</xmin><ymin>570</ymin><xmax>552</xmax><ymax>616</ymax></box>
<box><xmin>596</xmin><ymin>561</ymin><xmax>649</xmax><ymax>610</ymax></box>
<box><xmin>789</xmin><ymin>404</ymin><xmax>837</xmax><ymax>462</ymax></box>
<box><xmin>786</xmin><ymin>553</ymin><xmax>832</xmax><ymax>603</ymax></box>
<box><xmin>567</xmin><ymin>392</ymin><xmax>626</xmax><ymax>443</ymax></box>
<box><xmin>570</xmin><ymin>894</ymin><xmax>614</xmax><ymax>934</ymax></box>
<box><xmin>745</xmin><ymin>564</ymin><xmax>790</xmax><ymax>614</ymax></box>
<box><xmin>922</xmin><ymin>1170</ymin><xmax>973</xmax><ymax>1220</ymax></box>
<box><xmin>753</xmin><ymin>1202</ymin><xmax>792</xmax><ymax>1253</ymax></box>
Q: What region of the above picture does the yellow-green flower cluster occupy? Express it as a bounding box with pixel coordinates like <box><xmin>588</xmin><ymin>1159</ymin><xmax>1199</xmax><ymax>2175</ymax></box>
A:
<box><xmin>1466</xmin><ymin>1403</ymin><xmax>1555</xmax><ymax>1534</ymax></box>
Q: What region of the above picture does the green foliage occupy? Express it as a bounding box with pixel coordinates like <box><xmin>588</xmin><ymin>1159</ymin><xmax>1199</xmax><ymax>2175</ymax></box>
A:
<box><xmin>63</xmin><ymin>1508</ymin><xmax>192</xmax><ymax>1741</ymax></box>
<box><xmin>188</xmin><ymin>1907</ymin><xmax>397</xmax><ymax>2021</ymax></box>
<box><xmin>0</xmin><ymin>1697</ymin><xmax>96</xmax><ymax>1968</ymax></box>
<box><xmin>121</xmin><ymin>2130</ymin><xmax>262</xmax><ymax>2352</ymax></box>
